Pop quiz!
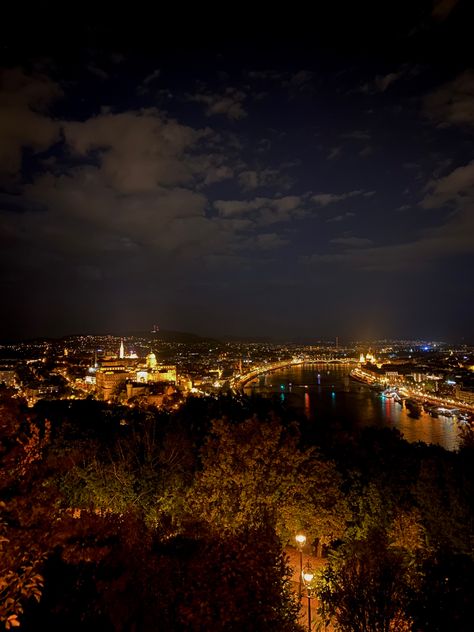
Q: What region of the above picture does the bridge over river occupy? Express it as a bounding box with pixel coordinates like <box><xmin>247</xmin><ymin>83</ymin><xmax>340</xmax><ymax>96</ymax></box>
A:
<box><xmin>231</xmin><ymin>357</ymin><xmax>356</xmax><ymax>390</ymax></box>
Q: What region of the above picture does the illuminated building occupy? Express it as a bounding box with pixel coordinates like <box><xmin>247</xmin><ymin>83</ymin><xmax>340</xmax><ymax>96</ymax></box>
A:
<box><xmin>96</xmin><ymin>367</ymin><xmax>130</xmax><ymax>400</ymax></box>
<box><xmin>149</xmin><ymin>365</ymin><xmax>177</xmax><ymax>384</ymax></box>
<box><xmin>119</xmin><ymin>339</ymin><xmax>125</xmax><ymax>359</ymax></box>
<box><xmin>125</xmin><ymin>380</ymin><xmax>177</xmax><ymax>407</ymax></box>
<box><xmin>147</xmin><ymin>352</ymin><xmax>157</xmax><ymax>369</ymax></box>
<box><xmin>100</xmin><ymin>358</ymin><xmax>128</xmax><ymax>370</ymax></box>
<box><xmin>96</xmin><ymin>357</ymin><xmax>130</xmax><ymax>399</ymax></box>
<box><xmin>455</xmin><ymin>386</ymin><xmax>474</xmax><ymax>405</ymax></box>
<box><xmin>136</xmin><ymin>370</ymin><xmax>149</xmax><ymax>383</ymax></box>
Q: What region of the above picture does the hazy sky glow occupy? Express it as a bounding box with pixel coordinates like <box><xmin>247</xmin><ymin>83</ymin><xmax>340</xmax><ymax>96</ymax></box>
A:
<box><xmin>1</xmin><ymin>2</ymin><xmax>473</xmax><ymax>341</ymax></box>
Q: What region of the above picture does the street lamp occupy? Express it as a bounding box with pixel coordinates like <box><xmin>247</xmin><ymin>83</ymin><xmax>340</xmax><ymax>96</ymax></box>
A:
<box><xmin>295</xmin><ymin>533</ymin><xmax>306</xmax><ymax>595</ymax></box>
<box><xmin>302</xmin><ymin>563</ymin><xmax>316</xmax><ymax>632</ymax></box>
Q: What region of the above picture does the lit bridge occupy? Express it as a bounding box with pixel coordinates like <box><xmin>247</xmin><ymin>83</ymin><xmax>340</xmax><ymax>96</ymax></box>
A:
<box><xmin>231</xmin><ymin>357</ymin><xmax>356</xmax><ymax>390</ymax></box>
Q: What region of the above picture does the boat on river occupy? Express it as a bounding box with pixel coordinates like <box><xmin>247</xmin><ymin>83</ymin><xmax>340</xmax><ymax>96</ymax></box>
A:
<box><xmin>381</xmin><ymin>388</ymin><xmax>402</xmax><ymax>402</ymax></box>
<box><xmin>405</xmin><ymin>398</ymin><xmax>422</xmax><ymax>416</ymax></box>
<box><xmin>423</xmin><ymin>402</ymin><xmax>438</xmax><ymax>417</ymax></box>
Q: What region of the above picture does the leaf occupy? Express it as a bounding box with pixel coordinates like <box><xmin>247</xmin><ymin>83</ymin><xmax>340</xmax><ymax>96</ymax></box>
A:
<box><xmin>6</xmin><ymin>615</ymin><xmax>21</xmax><ymax>628</ymax></box>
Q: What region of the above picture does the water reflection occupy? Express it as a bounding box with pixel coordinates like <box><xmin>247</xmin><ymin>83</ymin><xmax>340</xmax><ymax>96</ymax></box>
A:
<box><xmin>244</xmin><ymin>363</ymin><xmax>461</xmax><ymax>451</ymax></box>
<box><xmin>304</xmin><ymin>392</ymin><xmax>311</xmax><ymax>419</ymax></box>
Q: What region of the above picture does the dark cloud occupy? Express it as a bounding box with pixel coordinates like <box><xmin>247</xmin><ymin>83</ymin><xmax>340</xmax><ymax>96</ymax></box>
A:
<box><xmin>423</xmin><ymin>70</ymin><xmax>474</xmax><ymax>128</ymax></box>
<box><xmin>0</xmin><ymin>68</ymin><xmax>62</xmax><ymax>177</ymax></box>
<box><xmin>214</xmin><ymin>195</ymin><xmax>306</xmax><ymax>227</ymax></box>
<box><xmin>357</xmin><ymin>64</ymin><xmax>421</xmax><ymax>95</ymax></box>
<box><xmin>421</xmin><ymin>160</ymin><xmax>474</xmax><ymax>208</ymax></box>
<box><xmin>340</xmin><ymin>130</ymin><xmax>371</xmax><ymax>140</ymax></box>
<box><xmin>312</xmin><ymin>190</ymin><xmax>373</xmax><ymax>206</ymax></box>
<box><xmin>237</xmin><ymin>167</ymin><xmax>294</xmax><ymax>192</ymax></box>
<box><xmin>63</xmin><ymin>109</ymin><xmax>220</xmax><ymax>192</ymax></box>
<box><xmin>327</xmin><ymin>146</ymin><xmax>342</xmax><ymax>160</ymax></box>
<box><xmin>86</xmin><ymin>64</ymin><xmax>109</xmax><ymax>80</ymax></box>
<box><xmin>238</xmin><ymin>169</ymin><xmax>278</xmax><ymax>190</ymax></box>
<box><xmin>374</xmin><ymin>71</ymin><xmax>404</xmax><ymax>92</ymax></box>
<box><xmin>142</xmin><ymin>68</ymin><xmax>161</xmax><ymax>86</ymax></box>
<box><xmin>431</xmin><ymin>0</ymin><xmax>460</xmax><ymax>21</ymax></box>
<box><xmin>137</xmin><ymin>68</ymin><xmax>161</xmax><ymax>94</ymax></box>
<box><xmin>326</xmin><ymin>212</ymin><xmax>356</xmax><ymax>223</ymax></box>
<box><xmin>359</xmin><ymin>145</ymin><xmax>373</xmax><ymax>157</ymax></box>
<box><xmin>255</xmin><ymin>232</ymin><xmax>289</xmax><ymax>250</ymax></box>
<box><xmin>246</xmin><ymin>69</ymin><xmax>314</xmax><ymax>92</ymax></box>
<box><xmin>189</xmin><ymin>88</ymin><xmax>247</xmax><ymax>120</ymax></box>
<box><xmin>0</xmin><ymin>7</ymin><xmax>472</xmax><ymax>339</ymax></box>
<box><xmin>330</xmin><ymin>236</ymin><xmax>373</xmax><ymax>248</ymax></box>
<box><xmin>305</xmin><ymin>161</ymin><xmax>474</xmax><ymax>273</ymax></box>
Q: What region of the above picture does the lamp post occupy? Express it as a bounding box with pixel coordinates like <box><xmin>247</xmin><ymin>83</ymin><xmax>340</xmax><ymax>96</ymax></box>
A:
<box><xmin>302</xmin><ymin>563</ymin><xmax>316</xmax><ymax>632</ymax></box>
<box><xmin>295</xmin><ymin>533</ymin><xmax>306</xmax><ymax>596</ymax></box>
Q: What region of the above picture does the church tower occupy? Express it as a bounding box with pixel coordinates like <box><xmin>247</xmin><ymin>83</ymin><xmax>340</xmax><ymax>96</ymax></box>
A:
<box><xmin>119</xmin><ymin>339</ymin><xmax>125</xmax><ymax>359</ymax></box>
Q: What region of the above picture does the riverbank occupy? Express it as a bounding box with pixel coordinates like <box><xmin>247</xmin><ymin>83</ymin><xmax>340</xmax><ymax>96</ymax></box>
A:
<box><xmin>349</xmin><ymin>368</ymin><xmax>474</xmax><ymax>415</ymax></box>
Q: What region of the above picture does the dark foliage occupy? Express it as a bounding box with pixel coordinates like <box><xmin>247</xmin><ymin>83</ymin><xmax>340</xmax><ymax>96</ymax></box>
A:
<box><xmin>2</xmin><ymin>391</ymin><xmax>474</xmax><ymax>631</ymax></box>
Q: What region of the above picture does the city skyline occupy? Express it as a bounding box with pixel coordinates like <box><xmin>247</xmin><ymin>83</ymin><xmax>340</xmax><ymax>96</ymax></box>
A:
<box><xmin>1</xmin><ymin>2</ymin><xmax>473</xmax><ymax>341</ymax></box>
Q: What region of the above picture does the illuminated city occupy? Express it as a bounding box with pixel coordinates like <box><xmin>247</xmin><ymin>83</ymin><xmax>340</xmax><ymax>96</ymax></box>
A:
<box><xmin>2</xmin><ymin>334</ymin><xmax>473</xmax><ymax>419</ymax></box>
<box><xmin>1</xmin><ymin>3</ymin><xmax>474</xmax><ymax>631</ymax></box>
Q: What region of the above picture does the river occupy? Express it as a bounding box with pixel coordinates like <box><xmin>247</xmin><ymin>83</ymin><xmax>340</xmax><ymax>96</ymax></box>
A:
<box><xmin>243</xmin><ymin>363</ymin><xmax>461</xmax><ymax>451</ymax></box>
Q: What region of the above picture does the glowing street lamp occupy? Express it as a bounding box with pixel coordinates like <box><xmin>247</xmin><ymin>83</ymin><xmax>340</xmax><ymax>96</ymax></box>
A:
<box><xmin>295</xmin><ymin>533</ymin><xmax>306</xmax><ymax>595</ymax></box>
<box><xmin>302</xmin><ymin>563</ymin><xmax>316</xmax><ymax>632</ymax></box>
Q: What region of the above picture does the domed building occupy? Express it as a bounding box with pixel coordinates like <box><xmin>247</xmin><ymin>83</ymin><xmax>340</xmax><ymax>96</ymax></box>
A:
<box><xmin>147</xmin><ymin>352</ymin><xmax>157</xmax><ymax>370</ymax></box>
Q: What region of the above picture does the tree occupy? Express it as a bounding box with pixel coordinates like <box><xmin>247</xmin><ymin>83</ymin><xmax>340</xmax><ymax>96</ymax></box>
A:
<box><xmin>410</xmin><ymin>552</ymin><xmax>474</xmax><ymax>632</ymax></box>
<box><xmin>57</xmin><ymin>417</ymin><xmax>195</xmax><ymax>534</ymax></box>
<box><xmin>178</xmin><ymin>523</ymin><xmax>303</xmax><ymax>632</ymax></box>
<box><xmin>189</xmin><ymin>416</ymin><xmax>347</xmax><ymax>544</ymax></box>
<box><xmin>414</xmin><ymin>457</ymin><xmax>474</xmax><ymax>557</ymax></box>
<box><xmin>316</xmin><ymin>530</ymin><xmax>415</xmax><ymax>632</ymax></box>
<box><xmin>0</xmin><ymin>392</ymin><xmax>49</xmax><ymax>630</ymax></box>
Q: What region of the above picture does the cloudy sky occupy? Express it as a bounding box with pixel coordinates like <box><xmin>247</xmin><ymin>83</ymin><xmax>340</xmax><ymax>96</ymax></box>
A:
<box><xmin>1</xmin><ymin>1</ymin><xmax>473</xmax><ymax>341</ymax></box>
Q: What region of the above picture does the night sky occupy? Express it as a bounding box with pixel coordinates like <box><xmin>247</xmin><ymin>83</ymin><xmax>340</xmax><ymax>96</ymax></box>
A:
<box><xmin>1</xmin><ymin>1</ymin><xmax>473</xmax><ymax>341</ymax></box>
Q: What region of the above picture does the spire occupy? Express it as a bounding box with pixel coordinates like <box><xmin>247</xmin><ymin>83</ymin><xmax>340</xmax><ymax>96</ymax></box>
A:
<box><xmin>119</xmin><ymin>339</ymin><xmax>125</xmax><ymax>359</ymax></box>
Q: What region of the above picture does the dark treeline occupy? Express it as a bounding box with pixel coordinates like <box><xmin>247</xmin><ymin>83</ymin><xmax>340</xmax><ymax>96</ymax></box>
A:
<box><xmin>1</xmin><ymin>388</ymin><xmax>473</xmax><ymax>631</ymax></box>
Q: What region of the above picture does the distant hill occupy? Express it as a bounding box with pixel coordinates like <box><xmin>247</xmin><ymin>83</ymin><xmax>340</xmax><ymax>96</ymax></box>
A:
<box><xmin>220</xmin><ymin>335</ymin><xmax>276</xmax><ymax>343</ymax></box>
<box><xmin>0</xmin><ymin>330</ymin><xmax>221</xmax><ymax>346</ymax></box>
<box><xmin>130</xmin><ymin>330</ymin><xmax>221</xmax><ymax>345</ymax></box>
